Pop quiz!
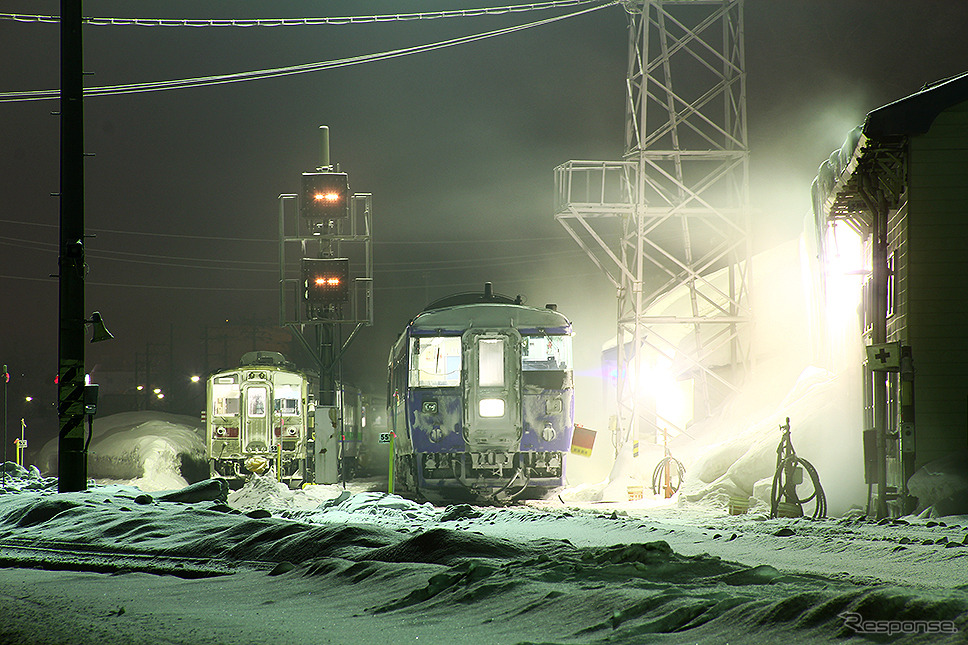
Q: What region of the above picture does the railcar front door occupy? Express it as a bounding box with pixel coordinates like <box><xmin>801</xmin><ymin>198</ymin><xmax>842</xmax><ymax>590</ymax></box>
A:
<box><xmin>242</xmin><ymin>383</ymin><xmax>270</xmax><ymax>453</ymax></box>
<box><xmin>463</xmin><ymin>330</ymin><xmax>521</xmax><ymax>451</ymax></box>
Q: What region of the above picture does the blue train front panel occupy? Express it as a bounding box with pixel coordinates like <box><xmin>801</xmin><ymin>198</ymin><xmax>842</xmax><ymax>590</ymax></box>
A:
<box><xmin>391</xmin><ymin>303</ymin><xmax>574</xmax><ymax>500</ymax></box>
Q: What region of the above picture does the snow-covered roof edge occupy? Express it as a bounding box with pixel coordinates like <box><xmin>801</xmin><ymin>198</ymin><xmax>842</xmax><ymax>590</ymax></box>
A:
<box><xmin>810</xmin><ymin>71</ymin><xmax>968</xmax><ymax>230</ymax></box>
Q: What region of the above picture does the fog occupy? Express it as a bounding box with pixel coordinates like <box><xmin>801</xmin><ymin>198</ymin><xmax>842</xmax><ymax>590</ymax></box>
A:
<box><xmin>5</xmin><ymin>1</ymin><xmax>968</xmax><ymax>484</ymax></box>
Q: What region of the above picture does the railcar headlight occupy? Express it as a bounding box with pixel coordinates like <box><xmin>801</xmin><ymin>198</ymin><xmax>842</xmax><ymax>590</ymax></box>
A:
<box><xmin>541</xmin><ymin>423</ymin><xmax>557</xmax><ymax>442</ymax></box>
<box><xmin>479</xmin><ymin>398</ymin><xmax>505</xmax><ymax>417</ymax></box>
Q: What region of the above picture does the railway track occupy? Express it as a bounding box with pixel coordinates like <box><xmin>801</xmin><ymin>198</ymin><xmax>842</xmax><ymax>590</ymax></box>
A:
<box><xmin>0</xmin><ymin>537</ymin><xmax>277</xmax><ymax>578</ymax></box>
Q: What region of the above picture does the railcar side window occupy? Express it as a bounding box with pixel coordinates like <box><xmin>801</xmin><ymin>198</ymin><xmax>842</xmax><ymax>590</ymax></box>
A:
<box><xmin>522</xmin><ymin>335</ymin><xmax>573</xmax><ymax>371</ymax></box>
<box><xmin>211</xmin><ymin>379</ymin><xmax>240</xmax><ymax>416</ymax></box>
<box><xmin>409</xmin><ymin>336</ymin><xmax>462</xmax><ymax>387</ymax></box>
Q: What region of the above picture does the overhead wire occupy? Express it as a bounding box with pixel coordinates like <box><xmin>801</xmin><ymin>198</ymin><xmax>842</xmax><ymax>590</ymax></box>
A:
<box><xmin>0</xmin><ymin>217</ymin><xmax>577</xmax><ymax>246</ymax></box>
<box><xmin>0</xmin><ymin>234</ymin><xmax>585</xmax><ymax>272</ymax></box>
<box><xmin>86</xmin><ymin>270</ymin><xmax>603</xmax><ymax>293</ymax></box>
<box><xmin>0</xmin><ymin>1</ymin><xmax>618</xmax><ymax>102</ymax></box>
<box><xmin>3</xmin><ymin>269</ymin><xmax>603</xmax><ymax>293</ymax></box>
<box><xmin>0</xmin><ymin>2</ymin><xmax>616</xmax><ymax>288</ymax></box>
<box><xmin>0</xmin><ymin>1</ymin><xmax>607</xmax><ymax>27</ymax></box>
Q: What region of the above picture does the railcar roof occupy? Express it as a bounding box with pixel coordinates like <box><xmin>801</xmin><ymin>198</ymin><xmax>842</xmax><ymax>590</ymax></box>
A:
<box><xmin>408</xmin><ymin>303</ymin><xmax>571</xmax><ymax>332</ymax></box>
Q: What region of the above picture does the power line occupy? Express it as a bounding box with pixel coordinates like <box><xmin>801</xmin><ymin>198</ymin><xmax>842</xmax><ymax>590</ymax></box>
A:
<box><xmin>0</xmin><ymin>219</ymin><xmax>576</xmax><ymax>246</ymax></box>
<box><xmin>0</xmin><ymin>1</ymin><xmax>606</xmax><ymax>27</ymax></box>
<box><xmin>0</xmin><ymin>235</ymin><xmax>584</xmax><ymax>272</ymax></box>
<box><xmin>0</xmin><ymin>2</ymin><xmax>618</xmax><ymax>103</ymax></box>
<box><xmin>1</xmin><ymin>270</ymin><xmax>603</xmax><ymax>293</ymax></box>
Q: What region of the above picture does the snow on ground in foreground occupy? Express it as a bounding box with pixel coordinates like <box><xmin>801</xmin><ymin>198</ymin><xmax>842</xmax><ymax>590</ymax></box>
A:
<box><xmin>1</xmin><ymin>466</ymin><xmax>967</xmax><ymax>644</ymax></box>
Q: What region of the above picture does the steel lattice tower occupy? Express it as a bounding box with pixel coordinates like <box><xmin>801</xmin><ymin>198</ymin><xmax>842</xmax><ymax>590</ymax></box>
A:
<box><xmin>555</xmin><ymin>0</ymin><xmax>751</xmax><ymax>450</ymax></box>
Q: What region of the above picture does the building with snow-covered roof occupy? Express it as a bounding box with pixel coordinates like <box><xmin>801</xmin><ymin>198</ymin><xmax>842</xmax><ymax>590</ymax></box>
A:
<box><xmin>812</xmin><ymin>71</ymin><xmax>968</xmax><ymax>518</ymax></box>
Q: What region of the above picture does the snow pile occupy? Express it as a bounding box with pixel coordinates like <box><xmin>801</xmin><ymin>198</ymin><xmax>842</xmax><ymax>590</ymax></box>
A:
<box><xmin>678</xmin><ymin>366</ymin><xmax>866</xmax><ymax>516</ymax></box>
<box><xmin>0</xmin><ymin>462</ymin><xmax>55</xmax><ymax>493</ymax></box>
<box><xmin>909</xmin><ymin>455</ymin><xmax>968</xmax><ymax>517</ymax></box>
<box><xmin>558</xmin><ymin>366</ymin><xmax>865</xmax><ymax>515</ymax></box>
<box><xmin>37</xmin><ymin>411</ymin><xmax>207</xmax><ymax>491</ymax></box>
<box><xmin>226</xmin><ymin>473</ymin><xmax>301</xmax><ymax>512</ymax></box>
<box><xmin>288</xmin><ymin>488</ymin><xmax>440</xmax><ymax>530</ymax></box>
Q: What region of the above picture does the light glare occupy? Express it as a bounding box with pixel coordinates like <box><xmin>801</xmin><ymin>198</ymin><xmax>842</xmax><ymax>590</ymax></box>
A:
<box><xmin>479</xmin><ymin>398</ymin><xmax>505</xmax><ymax>417</ymax></box>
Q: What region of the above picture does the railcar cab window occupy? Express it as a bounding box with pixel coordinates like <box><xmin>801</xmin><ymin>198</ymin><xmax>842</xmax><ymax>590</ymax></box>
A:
<box><xmin>274</xmin><ymin>384</ymin><xmax>301</xmax><ymax>416</ymax></box>
<box><xmin>247</xmin><ymin>387</ymin><xmax>268</xmax><ymax>417</ymax></box>
<box><xmin>409</xmin><ymin>336</ymin><xmax>462</xmax><ymax>387</ymax></box>
<box><xmin>212</xmin><ymin>376</ymin><xmax>240</xmax><ymax>416</ymax></box>
<box><xmin>523</xmin><ymin>335</ymin><xmax>573</xmax><ymax>371</ymax></box>
<box><xmin>478</xmin><ymin>338</ymin><xmax>505</xmax><ymax>387</ymax></box>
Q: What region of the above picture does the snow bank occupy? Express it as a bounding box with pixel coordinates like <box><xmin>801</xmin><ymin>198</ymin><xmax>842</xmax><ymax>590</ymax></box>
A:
<box><xmin>678</xmin><ymin>366</ymin><xmax>866</xmax><ymax>516</ymax></box>
<box><xmin>36</xmin><ymin>411</ymin><xmax>207</xmax><ymax>491</ymax></box>
<box><xmin>909</xmin><ymin>455</ymin><xmax>968</xmax><ymax>517</ymax></box>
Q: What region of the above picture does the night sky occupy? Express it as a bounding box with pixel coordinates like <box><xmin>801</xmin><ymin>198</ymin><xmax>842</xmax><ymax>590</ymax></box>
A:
<box><xmin>3</xmin><ymin>1</ymin><xmax>968</xmax><ymax>449</ymax></box>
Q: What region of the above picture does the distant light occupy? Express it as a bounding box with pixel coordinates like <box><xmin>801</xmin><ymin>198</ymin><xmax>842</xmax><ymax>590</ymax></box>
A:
<box><xmin>136</xmin><ymin>385</ymin><xmax>144</xmax><ymax>391</ymax></box>
<box><xmin>190</xmin><ymin>375</ymin><xmax>201</xmax><ymax>383</ymax></box>
<box><xmin>24</xmin><ymin>396</ymin><xmax>33</xmax><ymax>402</ymax></box>
<box><xmin>153</xmin><ymin>388</ymin><xmax>161</xmax><ymax>394</ymax></box>
<box><xmin>156</xmin><ymin>393</ymin><xmax>165</xmax><ymax>400</ymax></box>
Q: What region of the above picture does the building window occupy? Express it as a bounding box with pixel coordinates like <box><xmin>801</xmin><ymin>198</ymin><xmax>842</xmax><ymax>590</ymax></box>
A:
<box><xmin>886</xmin><ymin>250</ymin><xmax>895</xmax><ymax>318</ymax></box>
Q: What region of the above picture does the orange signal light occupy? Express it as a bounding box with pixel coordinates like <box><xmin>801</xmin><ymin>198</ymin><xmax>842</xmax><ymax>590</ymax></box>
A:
<box><xmin>314</xmin><ymin>191</ymin><xmax>341</xmax><ymax>203</ymax></box>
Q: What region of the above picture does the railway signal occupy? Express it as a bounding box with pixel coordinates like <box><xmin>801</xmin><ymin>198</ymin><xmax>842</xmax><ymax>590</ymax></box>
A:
<box><xmin>302</xmin><ymin>257</ymin><xmax>350</xmax><ymax>306</ymax></box>
<box><xmin>301</xmin><ymin>172</ymin><xmax>349</xmax><ymax>225</ymax></box>
<box><xmin>281</xmin><ymin>126</ymin><xmax>374</xmax><ymax>484</ymax></box>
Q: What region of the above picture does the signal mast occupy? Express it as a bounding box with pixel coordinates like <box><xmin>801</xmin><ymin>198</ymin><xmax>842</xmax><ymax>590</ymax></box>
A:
<box><xmin>278</xmin><ymin>126</ymin><xmax>373</xmax><ymax>484</ymax></box>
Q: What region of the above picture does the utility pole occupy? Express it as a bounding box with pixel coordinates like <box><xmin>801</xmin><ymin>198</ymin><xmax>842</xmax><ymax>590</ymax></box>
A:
<box><xmin>58</xmin><ymin>0</ymin><xmax>88</xmax><ymax>492</ymax></box>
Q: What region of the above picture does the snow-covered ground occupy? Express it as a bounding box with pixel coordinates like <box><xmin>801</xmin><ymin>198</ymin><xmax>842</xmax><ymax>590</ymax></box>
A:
<box><xmin>1</xmin><ymin>460</ymin><xmax>966</xmax><ymax>644</ymax></box>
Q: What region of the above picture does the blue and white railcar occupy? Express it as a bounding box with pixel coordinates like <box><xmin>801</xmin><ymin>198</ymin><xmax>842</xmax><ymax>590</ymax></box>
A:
<box><xmin>388</xmin><ymin>286</ymin><xmax>574</xmax><ymax>502</ymax></box>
